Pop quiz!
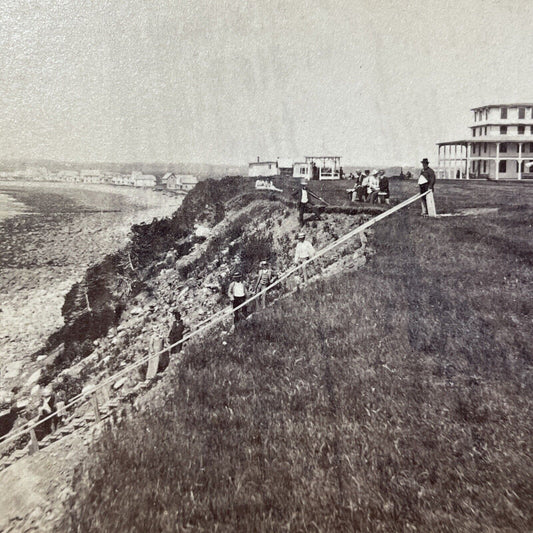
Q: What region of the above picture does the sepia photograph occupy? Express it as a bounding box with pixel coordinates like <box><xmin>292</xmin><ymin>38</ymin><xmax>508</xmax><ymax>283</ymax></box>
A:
<box><xmin>0</xmin><ymin>0</ymin><xmax>532</xmax><ymax>531</ymax></box>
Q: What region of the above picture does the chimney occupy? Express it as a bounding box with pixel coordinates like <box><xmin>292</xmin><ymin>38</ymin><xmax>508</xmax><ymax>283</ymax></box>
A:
<box><xmin>257</xmin><ymin>156</ymin><xmax>260</xmax><ymax>162</ymax></box>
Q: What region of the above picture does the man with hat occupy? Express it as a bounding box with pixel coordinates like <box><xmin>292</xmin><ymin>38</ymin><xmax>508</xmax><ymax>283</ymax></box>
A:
<box><xmin>253</xmin><ymin>260</ymin><xmax>273</xmax><ymax>310</ymax></box>
<box><xmin>294</xmin><ymin>232</ymin><xmax>315</xmax><ymax>283</ymax></box>
<box><xmin>36</xmin><ymin>387</ymin><xmax>57</xmax><ymax>439</ymax></box>
<box><xmin>228</xmin><ymin>271</ymin><xmax>247</xmax><ymax>325</ymax></box>
<box><xmin>294</xmin><ymin>181</ymin><xmax>323</xmax><ymax>226</ymax></box>
<box><xmin>418</xmin><ymin>158</ymin><xmax>436</xmax><ymax>215</ymax></box>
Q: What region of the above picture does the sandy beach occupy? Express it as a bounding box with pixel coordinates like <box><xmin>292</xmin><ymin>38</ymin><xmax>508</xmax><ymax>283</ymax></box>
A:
<box><xmin>0</xmin><ymin>181</ymin><xmax>181</xmax><ymax>391</ymax></box>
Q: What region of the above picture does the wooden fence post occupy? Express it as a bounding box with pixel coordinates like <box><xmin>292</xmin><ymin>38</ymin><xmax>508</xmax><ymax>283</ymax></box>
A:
<box><xmin>91</xmin><ymin>394</ymin><xmax>101</xmax><ymax>423</ymax></box>
<box><xmin>29</xmin><ymin>429</ymin><xmax>39</xmax><ymax>455</ymax></box>
<box><xmin>146</xmin><ymin>353</ymin><xmax>159</xmax><ymax>380</ymax></box>
<box><xmin>100</xmin><ymin>384</ymin><xmax>111</xmax><ymax>405</ymax></box>
<box><xmin>427</xmin><ymin>191</ymin><xmax>437</xmax><ymax>217</ymax></box>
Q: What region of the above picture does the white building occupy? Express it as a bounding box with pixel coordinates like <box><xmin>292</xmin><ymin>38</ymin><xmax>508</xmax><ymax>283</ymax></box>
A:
<box><xmin>80</xmin><ymin>170</ymin><xmax>103</xmax><ymax>183</ymax></box>
<box><xmin>302</xmin><ymin>156</ymin><xmax>342</xmax><ymax>180</ymax></box>
<box><xmin>133</xmin><ymin>174</ymin><xmax>157</xmax><ymax>187</ymax></box>
<box><xmin>248</xmin><ymin>159</ymin><xmax>279</xmax><ymax>178</ymax></box>
<box><xmin>57</xmin><ymin>170</ymin><xmax>80</xmax><ymax>182</ymax></box>
<box><xmin>438</xmin><ymin>103</ymin><xmax>533</xmax><ymax>180</ymax></box>
<box><xmin>292</xmin><ymin>162</ymin><xmax>314</xmax><ymax>180</ymax></box>
<box><xmin>249</xmin><ymin>156</ymin><xmax>342</xmax><ymax>180</ymax></box>
<box><xmin>167</xmin><ymin>174</ymin><xmax>198</xmax><ymax>192</ymax></box>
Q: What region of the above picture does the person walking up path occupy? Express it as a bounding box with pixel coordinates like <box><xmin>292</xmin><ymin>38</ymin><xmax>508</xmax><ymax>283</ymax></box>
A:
<box><xmin>254</xmin><ymin>260</ymin><xmax>273</xmax><ymax>310</ymax></box>
<box><xmin>294</xmin><ymin>232</ymin><xmax>315</xmax><ymax>284</ymax></box>
<box><xmin>228</xmin><ymin>272</ymin><xmax>247</xmax><ymax>327</ymax></box>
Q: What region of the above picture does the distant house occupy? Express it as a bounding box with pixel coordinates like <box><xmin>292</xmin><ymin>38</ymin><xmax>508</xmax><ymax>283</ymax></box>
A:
<box><xmin>292</xmin><ymin>162</ymin><xmax>314</xmax><ymax>180</ymax></box>
<box><xmin>133</xmin><ymin>174</ymin><xmax>157</xmax><ymax>188</ymax></box>
<box><xmin>167</xmin><ymin>174</ymin><xmax>198</xmax><ymax>192</ymax></box>
<box><xmin>81</xmin><ymin>170</ymin><xmax>103</xmax><ymax>184</ymax></box>
<box><xmin>277</xmin><ymin>159</ymin><xmax>294</xmax><ymax>179</ymax></box>
<box><xmin>248</xmin><ymin>159</ymin><xmax>279</xmax><ymax>178</ymax></box>
<box><xmin>161</xmin><ymin>172</ymin><xmax>175</xmax><ymax>186</ymax></box>
<box><xmin>179</xmin><ymin>175</ymin><xmax>198</xmax><ymax>191</ymax></box>
<box><xmin>57</xmin><ymin>170</ymin><xmax>80</xmax><ymax>182</ymax></box>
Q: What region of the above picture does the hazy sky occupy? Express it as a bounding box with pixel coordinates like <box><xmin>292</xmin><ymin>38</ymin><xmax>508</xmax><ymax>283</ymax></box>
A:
<box><xmin>1</xmin><ymin>0</ymin><xmax>532</xmax><ymax>166</ymax></box>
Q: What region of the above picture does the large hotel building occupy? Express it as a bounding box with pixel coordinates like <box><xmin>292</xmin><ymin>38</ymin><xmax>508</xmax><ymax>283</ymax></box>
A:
<box><xmin>438</xmin><ymin>103</ymin><xmax>533</xmax><ymax>180</ymax></box>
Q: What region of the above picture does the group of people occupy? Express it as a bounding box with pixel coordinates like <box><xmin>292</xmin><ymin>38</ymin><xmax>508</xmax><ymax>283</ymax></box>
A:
<box><xmin>227</xmin><ymin>259</ymin><xmax>275</xmax><ymax>327</ymax></box>
<box><xmin>25</xmin><ymin>159</ymin><xmax>437</xmax><ymax>443</ymax></box>
<box><xmin>346</xmin><ymin>169</ymin><xmax>390</xmax><ymax>204</ymax></box>
<box><xmin>227</xmin><ymin>230</ymin><xmax>317</xmax><ymax>325</ymax></box>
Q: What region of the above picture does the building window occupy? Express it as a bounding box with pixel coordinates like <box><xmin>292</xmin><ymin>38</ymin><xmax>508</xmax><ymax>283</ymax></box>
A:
<box><xmin>473</xmin><ymin>129</ymin><xmax>476</xmax><ymax>137</ymax></box>
<box><xmin>499</xmin><ymin>160</ymin><xmax>507</xmax><ymax>173</ymax></box>
<box><xmin>484</xmin><ymin>143</ymin><xmax>487</xmax><ymax>153</ymax></box>
<box><xmin>485</xmin><ymin>109</ymin><xmax>488</xmax><ymax>120</ymax></box>
<box><xmin>500</xmin><ymin>126</ymin><xmax>507</xmax><ymax>134</ymax></box>
<box><xmin>483</xmin><ymin>161</ymin><xmax>487</xmax><ymax>173</ymax></box>
<box><xmin>530</xmin><ymin>126</ymin><xmax>533</xmax><ymax>134</ymax></box>
<box><xmin>484</xmin><ymin>126</ymin><xmax>487</xmax><ymax>135</ymax></box>
<box><xmin>518</xmin><ymin>125</ymin><xmax>525</xmax><ymax>134</ymax></box>
<box><xmin>519</xmin><ymin>107</ymin><xmax>525</xmax><ymax>119</ymax></box>
<box><xmin>500</xmin><ymin>143</ymin><xmax>507</xmax><ymax>153</ymax></box>
<box><xmin>501</xmin><ymin>108</ymin><xmax>507</xmax><ymax>119</ymax></box>
<box><xmin>472</xmin><ymin>144</ymin><xmax>476</xmax><ymax>154</ymax></box>
<box><xmin>530</xmin><ymin>143</ymin><xmax>533</xmax><ymax>153</ymax></box>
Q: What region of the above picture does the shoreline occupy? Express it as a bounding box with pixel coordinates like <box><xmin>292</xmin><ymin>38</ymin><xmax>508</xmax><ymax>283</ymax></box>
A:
<box><xmin>0</xmin><ymin>182</ymin><xmax>182</xmax><ymax>394</ymax></box>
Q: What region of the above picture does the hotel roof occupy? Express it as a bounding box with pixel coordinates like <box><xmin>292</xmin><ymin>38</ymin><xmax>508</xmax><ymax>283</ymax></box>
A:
<box><xmin>471</xmin><ymin>103</ymin><xmax>533</xmax><ymax>111</ymax></box>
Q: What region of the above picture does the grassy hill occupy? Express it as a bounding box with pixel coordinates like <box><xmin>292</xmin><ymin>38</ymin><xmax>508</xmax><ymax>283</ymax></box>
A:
<box><xmin>64</xmin><ymin>180</ymin><xmax>532</xmax><ymax>532</ymax></box>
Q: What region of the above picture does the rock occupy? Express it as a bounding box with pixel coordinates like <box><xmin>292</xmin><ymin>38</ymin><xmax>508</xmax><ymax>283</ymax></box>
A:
<box><xmin>113</xmin><ymin>377</ymin><xmax>127</xmax><ymax>390</ymax></box>
<box><xmin>4</xmin><ymin>361</ymin><xmax>24</xmax><ymax>379</ymax></box>
<box><xmin>81</xmin><ymin>384</ymin><xmax>95</xmax><ymax>396</ymax></box>
<box><xmin>194</xmin><ymin>224</ymin><xmax>211</xmax><ymax>238</ymax></box>
<box><xmin>26</xmin><ymin>369</ymin><xmax>42</xmax><ymax>387</ymax></box>
<box><xmin>16</xmin><ymin>399</ymin><xmax>29</xmax><ymax>410</ymax></box>
<box><xmin>31</xmin><ymin>384</ymin><xmax>40</xmax><ymax>396</ymax></box>
<box><xmin>0</xmin><ymin>390</ymin><xmax>14</xmax><ymax>406</ymax></box>
<box><xmin>36</xmin><ymin>355</ymin><xmax>47</xmax><ymax>362</ymax></box>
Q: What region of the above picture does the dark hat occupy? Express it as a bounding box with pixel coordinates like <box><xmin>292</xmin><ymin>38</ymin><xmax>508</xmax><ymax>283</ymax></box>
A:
<box><xmin>233</xmin><ymin>271</ymin><xmax>242</xmax><ymax>279</ymax></box>
<box><xmin>421</xmin><ymin>158</ymin><xmax>429</xmax><ymax>164</ymax></box>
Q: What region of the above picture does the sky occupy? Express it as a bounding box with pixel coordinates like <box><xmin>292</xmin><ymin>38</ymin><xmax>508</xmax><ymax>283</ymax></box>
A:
<box><xmin>1</xmin><ymin>0</ymin><xmax>532</xmax><ymax>167</ymax></box>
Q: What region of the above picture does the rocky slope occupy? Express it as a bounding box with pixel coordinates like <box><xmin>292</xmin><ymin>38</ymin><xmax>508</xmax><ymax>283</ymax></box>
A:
<box><xmin>0</xmin><ymin>177</ymin><xmax>373</xmax><ymax>531</ymax></box>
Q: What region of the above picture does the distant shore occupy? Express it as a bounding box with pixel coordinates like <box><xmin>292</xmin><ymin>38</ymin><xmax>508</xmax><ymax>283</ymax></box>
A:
<box><xmin>0</xmin><ymin>181</ymin><xmax>181</xmax><ymax>393</ymax></box>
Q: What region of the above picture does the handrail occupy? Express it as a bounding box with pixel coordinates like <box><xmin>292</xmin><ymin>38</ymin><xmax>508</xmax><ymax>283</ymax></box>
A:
<box><xmin>0</xmin><ymin>191</ymin><xmax>428</xmax><ymax>451</ymax></box>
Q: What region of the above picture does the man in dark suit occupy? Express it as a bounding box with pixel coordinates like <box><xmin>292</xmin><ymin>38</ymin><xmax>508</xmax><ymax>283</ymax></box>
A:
<box><xmin>418</xmin><ymin>158</ymin><xmax>436</xmax><ymax>215</ymax></box>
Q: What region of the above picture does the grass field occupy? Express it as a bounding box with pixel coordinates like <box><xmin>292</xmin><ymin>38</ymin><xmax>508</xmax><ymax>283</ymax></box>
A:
<box><xmin>65</xmin><ymin>180</ymin><xmax>532</xmax><ymax>532</ymax></box>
